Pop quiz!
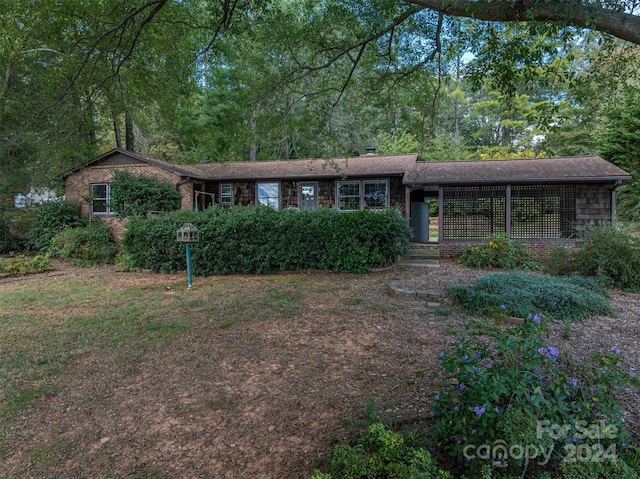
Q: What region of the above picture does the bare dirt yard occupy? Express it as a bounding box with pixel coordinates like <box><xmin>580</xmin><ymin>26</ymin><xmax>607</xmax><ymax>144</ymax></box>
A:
<box><xmin>1</xmin><ymin>259</ymin><xmax>639</xmax><ymax>478</ymax></box>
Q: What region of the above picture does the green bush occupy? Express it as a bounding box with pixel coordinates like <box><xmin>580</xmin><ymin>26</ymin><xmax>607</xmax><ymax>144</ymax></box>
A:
<box><xmin>458</xmin><ymin>234</ymin><xmax>542</xmax><ymax>270</ymax></box>
<box><xmin>571</xmin><ymin>223</ymin><xmax>640</xmax><ymax>292</ymax></box>
<box><xmin>0</xmin><ymin>255</ymin><xmax>50</xmax><ymax>277</ymax></box>
<box><xmin>309</xmin><ymin>423</ymin><xmax>451</xmax><ymax>479</ymax></box>
<box><xmin>430</xmin><ymin>318</ymin><xmax>639</xmax><ymax>478</ymax></box>
<box><xmin>108</xmin><ymin>170</ymin><xmax>182</xmax><ymax>218</ymax></box>
<box><xmin>544</xmin><ymin>244</ymin><xmax>575</xmax><ymax>276</ymax></box>
<box><xmin>49</xmin><ymin>221</ymin><xmax>119</xmax><ymax>264</ymax></box>
<box><xmin>448</xmin><ymin>272</ymin><xmax>614</xmax><ymax>321</ymax></box>
<box><xmin>0</xmin><ymin>215</ymin><xmax>17</xmax><ymax>253</ymax></box>
<box><xmin>122</xmin><ymin>206</ymin><xmax>411</xmax><ymax>275</ymax></box>
<box><xmin>27</xmin><ymin>199</ymin><xmax>85</xmax><ymax>251</ymax></box>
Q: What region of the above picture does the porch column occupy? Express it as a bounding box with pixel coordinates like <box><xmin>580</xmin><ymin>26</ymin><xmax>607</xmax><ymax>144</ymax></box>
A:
<box><xmin>404</xmin><ymin>186</ymin><xmax>411</xmax><ymax>218</ymax></box>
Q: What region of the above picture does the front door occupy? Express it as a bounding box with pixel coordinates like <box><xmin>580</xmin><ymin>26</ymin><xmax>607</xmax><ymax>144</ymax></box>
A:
<box><xmin>298</xmin><ymin>182</ymin><xmax>318</xmax><ymax>210</ymax></box>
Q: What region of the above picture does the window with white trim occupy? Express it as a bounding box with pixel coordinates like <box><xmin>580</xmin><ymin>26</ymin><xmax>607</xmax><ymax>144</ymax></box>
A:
<box><xmin>257</xmin><ymin>182</ymin><xmax>279</xmax><ymax>209</ymax></box>
<box><xmin>90</xmin><ymin>183</ymin><xmax>112</xmax><ymax>215</ymax></box>
<box><xmin>220</xmin><ymin>183</ymin><xmax>233</xmax><ymax>205</ymax></box>
<box><xmin>364</xmin><ymin>180</ymin><xmax>388</xmax><ymax>209</ymax></box>
<box><xmin>337</xmin><ymin>179</ymin><xmax>389</xmax><ymax>211</ymax></box>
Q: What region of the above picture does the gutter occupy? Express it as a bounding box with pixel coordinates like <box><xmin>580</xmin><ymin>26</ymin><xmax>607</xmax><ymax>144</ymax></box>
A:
<box><xmin>176</xmin><ymin>177</ymin><xmax>192</xmax><ymax>190</ymax></box>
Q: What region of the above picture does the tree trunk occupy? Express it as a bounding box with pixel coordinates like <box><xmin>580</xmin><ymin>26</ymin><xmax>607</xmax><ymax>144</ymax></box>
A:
<box><xmin>249</xmin><ymin>107</ymin><xmax>258</xmax><ymax>162</ymax></box>
<box><xmin>125</xmin><ymin>111</ymin><xmax>135</xmax><ymax>152</ymax></box>
<box><xmin>113</xmin><ymin>115</ymin><xmax>122</xmax><ymax>149</ymax></box>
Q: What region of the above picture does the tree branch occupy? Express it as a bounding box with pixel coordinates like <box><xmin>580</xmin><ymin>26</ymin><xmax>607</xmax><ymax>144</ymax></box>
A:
<box><xmin>406</xmin><ymin>0</ymin><xmax>640</xmax><ymax>45</ymax></box>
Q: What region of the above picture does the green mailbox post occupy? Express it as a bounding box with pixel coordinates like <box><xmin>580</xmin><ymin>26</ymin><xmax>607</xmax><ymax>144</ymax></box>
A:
<box><xmin>176</xmin><ymin>223</ymin><xmax>199</xmax><ymax>288</ymax></box>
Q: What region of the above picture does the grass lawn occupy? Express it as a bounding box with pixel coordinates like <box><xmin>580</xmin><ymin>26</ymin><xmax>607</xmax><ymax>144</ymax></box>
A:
<box><xmin>0</xmin><ymin>265</ymin><xmax>471</xmax><ymax>478</ymax></box>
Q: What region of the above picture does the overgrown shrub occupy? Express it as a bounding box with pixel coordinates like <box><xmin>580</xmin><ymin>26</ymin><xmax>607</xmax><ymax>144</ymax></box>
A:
<box><xmin>571</xmin><ymin>223</ymin><xmax>640</xmax><ymax>292</ymax></box>
<box><xmin>108</xmin><ymin>170</ymin><xmax>182</xmax><ymax>218</ymax></box>
<box><xmin>430</xmin><ymin>318</ymin><xmax>639</xmax><ymax>478</ymax></box>
<box><xmin>448</xmin><ymin>272</ymin><xmax>614</xmax><ymax>321</ymax></box>
<box><xmin>544</xmin><ymin>244</ymin><xmax>575</xmax><ymax>276</ymax></box>
<box><xmin>122</xmin><ymin>206</ymin><xmax>411</xmax><ymax>275</ymax></box>
<box><xmin>309</xmin><ymin>423</ymin><xmax>451</xmax><ymax>479</ymax></box>
<box><xmin>27</xmin><ymin>199</ymin><xmax>85</xmax><ymax>251</ymax></box>
<box><xmin>0</xmin><ymin>215</ymin><xmax>17</xmax><ymax>253</ymax></box>
<box><xmin>458</xmin><ymin>234</ymin><xmax>542</xmax><ymax>270</ymax></box>
<box><xmin>0</xmin><ymin>255</ymin><xmax>50</xmax><ymax>277</ymax></box>
<box><xmin>49</xmin><ymin>221</ymin><xmax>119</xmax><ymax>264</ymax></box>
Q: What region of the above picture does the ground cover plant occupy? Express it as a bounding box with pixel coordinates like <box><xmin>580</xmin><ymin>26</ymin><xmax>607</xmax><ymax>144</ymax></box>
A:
<box><xmin>122</xmin><ymin>205</ymin><xmax>411</xmax><ymax>274</ymax></box>
<box><xmin>448</xmin><ymin>272</ymin><xmax>614</xmax><ymax>321</ymax></box>
<box><xmin>0</xmin><ymin>255</ymin><xmax>49</xmax><ymax>277</ymax></box>
<box><xmin>428</xmin><ymin>317</ymin><xmax>640</xmax><ymax>478</ymax></box>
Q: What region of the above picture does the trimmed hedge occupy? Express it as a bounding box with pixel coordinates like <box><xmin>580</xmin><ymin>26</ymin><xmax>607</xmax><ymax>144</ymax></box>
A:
<box><xmin>122</xmin><ymin>206</ymin><xmax>411</xmax><ymax>275</ymax></box>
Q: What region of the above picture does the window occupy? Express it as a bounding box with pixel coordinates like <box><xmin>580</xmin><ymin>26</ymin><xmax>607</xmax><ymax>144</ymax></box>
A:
<box><xmin>364</xmin><ymin>180</ymin><xmax>388</xmax><ymax>209</ymax></box>
<box><xmin>257</xmin><ymin>182</ymin><xmax>279</xmax><ymax>209</ymax></box>
<box><xmin>90</xmin><ymin>183</ymin><xmax>111</xmax><ymax>215</ymax></box>
<box><xmin>337</xmin><ymin>179</ymin><xmax>389</xmax><ymax>211</ymax></box>
<box><xmin>337</xmin><ymin>181</ymin><xmax>360</xmax><ymax>211</ymax></box>
<box><xmin>220</xmin><ymin>183</ymin><xmax>233</xmax><ymax>205</ymax></box>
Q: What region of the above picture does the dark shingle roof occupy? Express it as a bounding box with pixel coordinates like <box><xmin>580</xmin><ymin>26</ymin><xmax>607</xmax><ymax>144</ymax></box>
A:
<box><xmin>177</xmin><ymin>154</ymin><xmax>418</xmax><ymax>180</ymax></box>
<box><xmin>69</xmin><ymin>149</ymin><xmax>630</xmax><ymax>186</ymax></box>
<box><xmin>403</xmin><ymin>156</ymin><xmax>631</xmax><ymax>185</ymax></box>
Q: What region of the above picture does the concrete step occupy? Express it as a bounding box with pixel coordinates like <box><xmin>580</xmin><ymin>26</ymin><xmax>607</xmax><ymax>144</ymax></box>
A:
<box><xmin>399</xmin><ymin>243</ymin><xmax>440</xmax><ymax>266</ymax></box>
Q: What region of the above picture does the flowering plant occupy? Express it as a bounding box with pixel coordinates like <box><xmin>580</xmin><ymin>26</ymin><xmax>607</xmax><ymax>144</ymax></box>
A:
<box><xmin>428</xmin><ymin>316</ymin><xmax>639</xmax><ymax>477</ymax></box>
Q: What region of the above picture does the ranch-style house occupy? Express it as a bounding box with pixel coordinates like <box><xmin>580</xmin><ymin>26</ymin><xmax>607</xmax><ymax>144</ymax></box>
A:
<box><xmin>63</xmin><ymin>148</ymin><xmax>631</xmax><ymax>254</ymax></box>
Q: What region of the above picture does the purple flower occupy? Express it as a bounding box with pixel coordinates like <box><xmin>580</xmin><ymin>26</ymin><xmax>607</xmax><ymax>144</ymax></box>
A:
<box><xmin>439</xmin><ymin>351</ymin><xmax>445</xmax><ymax>358</ymax></box>
<box><xmin>538</xmin><ymin>346</ymin><xmax>559</xmax><ymax>361</ymax></box>
<box><xmin>494</xmin><ymin>407</ymin><xmax>500</xmax><ymax>413</ymax></box>
<box><xmin>434</xmin><ymin>394</ymin><xmax>440</xmax><ymax>401</ymax></box>
<box><xmin>612</xmin><ymin>347</ymin><xmax>621</xmax><ymax>355</ymax></box>
<box><xmin>463</xmin><ymin>355</ymin><xmax>469</xmax><ymax>361</ymax></box>
<box><xmin>570</xmin><ymin>377</ymin><xmax>578</xmax><ymax>387</ymax></box>
<box><xmin>453</xmin><ymin>406</ymin><xmax>459</xmax><ymax>411</ymax></box>
<box><xmin>430</xmin><ymin>410</ymin><xmax>437</xmax><ymax>416</ymax></box>
<box><xmin>474</xmin><ymin>406</ymin><xmax>485</xmax><ymax>415</ymax></box>
<box><xmin>459</xmin><ymin>383</ymin><xmax>466</xmax><ymax>390</ymax></box>
<box><xmin>475</xmin><ymin>350</ymin><xmax>482</xmax><ymax>358</ymax></box>
<box><xmin>532</xmin><ymin>313</ymin><xmax>542</xmax><ymax>323</ymax></box>
<box><xmin>500</xmin><ymin>304</ymin><xmax>507</xmax><ymax>310</ymax></box>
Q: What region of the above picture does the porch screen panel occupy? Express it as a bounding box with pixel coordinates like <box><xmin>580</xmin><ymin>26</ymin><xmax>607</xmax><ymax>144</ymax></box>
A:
<box><xmin>511</xmin><ymin>185</ymin><xmax>576</xmax><ymax>239</ymax></box>
<box><xmin>442</xmin><ymin>186</ymin><xmax>506</xmax><ymax>239</ymax></box>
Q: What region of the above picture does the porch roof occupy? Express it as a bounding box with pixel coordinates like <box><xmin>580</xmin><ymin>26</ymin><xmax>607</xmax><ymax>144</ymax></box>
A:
<box><xmin>177</xmin><ymin>153</ymin><xmax>418</xmax><ymax>181</ymax></box>
<box><xmin>403</xmin><ymin>156</ymin><xmax>631</xmax><ymax>186</ymax></box>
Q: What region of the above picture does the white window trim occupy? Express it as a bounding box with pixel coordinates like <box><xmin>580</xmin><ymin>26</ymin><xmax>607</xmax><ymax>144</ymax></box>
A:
<box><xmin>257</xmin><ymin>182</ymin><xmax>280</xmax><ymax>210</ymax></box>
<box><xmin>336</xmin><ymin>178</ymin><xmax>389</xmax><ymax>211</ymax></box>
<box><xmin>220</xmin><ymin>183</ymin><xmax>233</xmax><ymax>205</ymax></box>
<box><xmin>90</xmin><ymin>183</ymin><xmax>112</xmax><ymax>215</ymax></box>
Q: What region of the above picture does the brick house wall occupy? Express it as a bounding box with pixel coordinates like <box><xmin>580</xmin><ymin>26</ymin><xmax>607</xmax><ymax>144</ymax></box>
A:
<box><xmin>65</xmin><ymin>161</ymin><xmax>193</xmax><ymax>238</ymax></box>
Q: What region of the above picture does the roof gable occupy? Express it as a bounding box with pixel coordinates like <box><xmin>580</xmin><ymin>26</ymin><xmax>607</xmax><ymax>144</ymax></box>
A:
<box><xmin>62</xmin><ymin>148</ymin><xmax>203</xmax><ymax>180</ymax></box>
